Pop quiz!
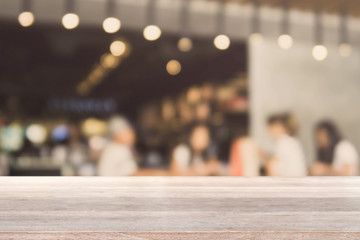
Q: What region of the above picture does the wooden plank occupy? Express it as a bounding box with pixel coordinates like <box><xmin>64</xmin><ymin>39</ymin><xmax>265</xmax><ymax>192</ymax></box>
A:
<box><xmin>0</xmin><ymin>232</ymin><xmax>360</xmax><ymax>240</ymax></box>
<box><xmin>0</xmin><ymin>177</ymin><xmax>359</xmax><ymax>239</ymax></box>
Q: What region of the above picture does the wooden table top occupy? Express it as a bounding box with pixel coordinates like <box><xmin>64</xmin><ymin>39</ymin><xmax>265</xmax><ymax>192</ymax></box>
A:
<box><xmin>0</xmin><ymin>177</ymin><xmax>359</xmax><ymax>239</ymax></box>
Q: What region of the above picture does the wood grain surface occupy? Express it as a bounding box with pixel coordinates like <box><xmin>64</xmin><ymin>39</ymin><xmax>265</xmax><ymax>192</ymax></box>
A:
<box><xmin>0</xmin><ymin>177</ymin><xmax>359</xmax><ymax>239</ymax></box>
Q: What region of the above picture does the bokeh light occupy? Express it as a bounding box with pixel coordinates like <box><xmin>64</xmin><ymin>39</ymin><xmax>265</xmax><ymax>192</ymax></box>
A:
<box><xmin>312</xmin><ymin>45</ymin><xmax>328</xmax><ymax>61</ymax></box>
<box><xmin>166</xmin><ymin>60</ymin><xmax>181</xmax><ymax>76</ymax></box>
<box><xmin>18</xmin><ymin>11</ymin><xmax>34</xmax><ymax>27</ymax></box>
<box><xmin>52</xmin><ymin>125</ymin><xmax>69</xmax><ymax>141</ymax></box>
<box><xmin>62</xmin><ymin>13</ymin><xmax>80</xmax><ymax>30</ymax></box>
<box><xmin>177</xmin><ymin>37</ymin><xmax>193</xmax><ymax>52</ymax></box>
<box><xmin>81</xmin><ymin>118</ymin><xmax>107</xmax><ymax>137</ymax></box>
<box><xmin>100</xmin><ymin>53</ymin><xmax>119</xmax><ymax>68</ymax></box>
<box><xmin>110</xmin><ymin>40</ymin><xmax>126</xmax><ymax>56</ymax></box>
<box><xmin>0</xmin><ymin>123</ymin><xmax>23</xmax><ymax>151</ymax></box>
<box><xmin>26</xmin><ymin>124</ymin><xmax>47</xmax><ymax>145</ymax></box>
<box><xmin>213</xmin><ymin>34</ymin><xmax>230</xmax><ymax>50</ymax></box>
<box><xmin>339</xmin><ymin>43</ymin><xmax>352</xmax><ymax>58</ymax></box>
<box><xmin>278</xmin><ymin>34</ymin><xmax>293</xmax><ymax>50</ymax></box>
<box><xmin>102</xmin><ymin>17</ymin><xmax>121</xmax><ymax>33</ymax></box>
<box><xmin>187</xmin><ymin>86</ymin><xmax>201</xmax><ymax>104</ymax></box>
<box><xmin>143</xmin><ymin>25</ymin><xmax>162</xmax><ymax>41</ymax></box>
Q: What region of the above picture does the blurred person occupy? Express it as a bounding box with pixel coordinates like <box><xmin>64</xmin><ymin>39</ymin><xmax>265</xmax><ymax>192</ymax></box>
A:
<box><xmin>170</xmin><ymin>124</ymin><xmax>221</xmax><ymax>176</ymax></box>
<box><xmin>229</xmin><ymin>127</ymin><xmax>261</xmax><ymax>176</ymax></box>
<box><xmin>194</xmin><ymin>101</ymin><xmax>231</xmax><ymax>162</ymax></box>
<box><xmin>98</xmin><ymin>116</ymin><xmax>138</xmax><ymax>176</ymax></box>
<box><xmin>266</xmin><ymin>113</ymin><xmax>307</xmax><ymax>177</ymax></box>
<box><xmin>311</xmin><ymin>121</ymin><xmax>359</xmax><ymax>176</ymax></box>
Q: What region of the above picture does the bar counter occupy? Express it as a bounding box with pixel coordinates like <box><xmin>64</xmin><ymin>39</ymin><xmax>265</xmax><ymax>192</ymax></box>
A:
<box><xmin>0</xmin><ymin>177</ymin><xmax>359</xmax><ymax>239</ymax></box>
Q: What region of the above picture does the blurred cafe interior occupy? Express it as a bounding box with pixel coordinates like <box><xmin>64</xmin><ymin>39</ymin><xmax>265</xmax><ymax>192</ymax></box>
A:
<box><xmin>0</xmin><ymin>0</ymin><xmax>359</xmax><ymax>177</ymax></box>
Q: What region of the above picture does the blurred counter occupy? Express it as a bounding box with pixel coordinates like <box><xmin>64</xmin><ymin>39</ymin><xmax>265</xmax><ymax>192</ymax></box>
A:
<box><xmin>0</xmin><ymin>177</ymin><xmax>359</xmax><ymax>239</ymax></box>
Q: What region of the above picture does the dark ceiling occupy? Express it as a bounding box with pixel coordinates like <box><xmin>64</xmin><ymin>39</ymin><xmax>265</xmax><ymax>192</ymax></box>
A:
<box><xmin>0</xmin><ymin>22</ymin><xmax>247</xmax><ymax>118</ymax></box>
<box><xmin>228</xmin><ymin>0</ymin><xmax>360</xmax><ymax>17</ymax></box>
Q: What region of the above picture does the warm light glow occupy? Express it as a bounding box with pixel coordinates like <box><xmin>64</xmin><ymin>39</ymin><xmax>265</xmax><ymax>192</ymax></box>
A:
<box><xmin>249</xmin><ymin>33</ymin><xmax>263</xmax><ymax>44</ymax></box>
<box><xmin>102</xmin><ymin>17</ymin><xmax>121</xmax><ymax>33</ymax></box>
<box><xmin>178</xmin><ymin>37</ymin><xmax>193</xmax><ymax>52</ymax></box>
<box><xmin>110</xmin><ymin>40</ymin><xmax>126</xmax><ymax>56</ymax></box>
<box><xmin>187</xmin><ymin>87</ymin><xmax>201</xmax><ymax>104</ymax></box>
<box><xmin>77</xmin><ymin>82</ymin><xmax>90</xmax><ymax>96</ymax></box>
<box><xmin>26</xmin><ymin>124</ymin><xmax>47</xmax><ymax>145</ymax></box>
<box><xmin>166</xmin><ymin>60</ymin><xmax>181</xmax><ymax>75</ymax></box>
<box><xmin>143</xmin><ymin>25</ymin><xmax>162</xmax><ymax>41</ymax></box>
<box><xmin>339</xmin><ymin>43</ymin><xmax>352</xmax><ymax>57</ymax></box>
<box><xmin>100</xmin><ymin>53</ymin><xmax>119</xmax><ymax>68</ymax></box>
<box><xmin>18</xmin><ymin>11</ymin><xmax>34</xmax><ymax>27</ymax></box>
<box><xmin>62</xmin><ymin>13</ymin><xmax>80</xmax><ymax>29</ymax></box>
<box><xmin>213</xmin><ymin>35</ymin><xmax>230</xmax><ymax>50</ymax></box>
<box><xmin>312</xmin><ymin>45</ymin><xmax>328</xmax><ymax>61</ymax></box>
<box><xmin>82</xmin><ymin>118</ymin><xmax>107</xmax><ymax>137</ymax></box>
<box><xmin>278</xmin><ymin>34</ymin><xmax>293</xmax><ymax>50</ymax></box>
